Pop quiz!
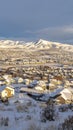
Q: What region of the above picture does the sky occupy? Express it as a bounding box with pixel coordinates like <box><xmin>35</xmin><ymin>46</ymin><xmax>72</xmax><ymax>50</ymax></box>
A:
<box><xmin>0</xmin><ymin>0</ymin><xmax>73</xmax><ymax>43</ymax></box>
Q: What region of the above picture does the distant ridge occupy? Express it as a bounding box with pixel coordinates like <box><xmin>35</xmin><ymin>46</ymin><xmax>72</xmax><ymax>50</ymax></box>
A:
<box><xmin>0</xmin><ymin>39</ymin><xmax>73</xmax><ymax>52</ymax></box>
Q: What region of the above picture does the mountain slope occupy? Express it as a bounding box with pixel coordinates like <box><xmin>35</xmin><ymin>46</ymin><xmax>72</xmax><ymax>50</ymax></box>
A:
<box><xmin>0</xmin><ymin>39</ymin><xmax>73</xmax><ymax>52</ymax></box>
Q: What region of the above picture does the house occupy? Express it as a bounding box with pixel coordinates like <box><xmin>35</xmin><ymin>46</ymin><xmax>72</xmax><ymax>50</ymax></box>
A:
<box><xmin>60</xmin><ymin>88</ymin><xmax>73</xmax><ymax>103</ymax></box>
<box><xmin>50</xmin><ymin>88</ymin><xmax>73</xmax><ymax>104</ymax></box>
<box><xmin>0</xmin><ymin>80</ymin><xmax>5</xmax><ymax>86</ymax></box>
<box><xmin>56</xmin><ymin>90</ymin><xmax>72</xmax><ymax>104</ymax></box>
<box><xmin>3</xmin><ymin>74</ymin><xmax>12</xmax><ymax>85</ymax></box>
<box><xmin>0</xmin><ymin>86</ymin><xmax>14</xmax><ymax>99</ymax></box>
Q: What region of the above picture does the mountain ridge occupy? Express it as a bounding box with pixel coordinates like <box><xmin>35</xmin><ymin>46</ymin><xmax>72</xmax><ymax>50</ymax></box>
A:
<box><xmin>0</xmin><ymin>39</ymin><xmax>73</xmax><ymax>52</ymax></box>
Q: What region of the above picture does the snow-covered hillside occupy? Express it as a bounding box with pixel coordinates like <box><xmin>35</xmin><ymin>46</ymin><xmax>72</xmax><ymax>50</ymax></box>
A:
<box><xmin>0</xmin><ymin>39</ymin><xmax>73</xmax><ymax>52</ymax></box>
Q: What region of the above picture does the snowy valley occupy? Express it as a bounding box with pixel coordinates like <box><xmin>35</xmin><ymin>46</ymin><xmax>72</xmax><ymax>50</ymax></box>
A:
<box><xmin>0</xmin><ymin>39</ymin><xmax>73</xmax><ymax>130</ymax></box>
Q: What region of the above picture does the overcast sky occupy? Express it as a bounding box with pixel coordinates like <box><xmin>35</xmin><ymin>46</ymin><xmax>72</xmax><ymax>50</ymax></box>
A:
<box><xmin>0</xmin><ymin>0</ymin><xmax>73</xmax><ymax>43</ymax></box>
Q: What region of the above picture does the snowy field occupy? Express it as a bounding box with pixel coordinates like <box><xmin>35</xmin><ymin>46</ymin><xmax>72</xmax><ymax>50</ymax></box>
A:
<box><xmin>0</xmin><ymin>91</ymin><xmax>73</xmax><ymax>130</ymax></box>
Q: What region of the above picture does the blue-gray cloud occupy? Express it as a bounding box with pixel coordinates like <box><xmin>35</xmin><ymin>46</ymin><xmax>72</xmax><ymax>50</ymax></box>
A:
<box><xmin>0</xmin><ymin>0</ymin><xmax>73</xmax><ymax>43</ymax></box>
<box><xmin>23</xmin><ymin>25</ymin><xmax>73</xmax><ymax>43</ymax></box>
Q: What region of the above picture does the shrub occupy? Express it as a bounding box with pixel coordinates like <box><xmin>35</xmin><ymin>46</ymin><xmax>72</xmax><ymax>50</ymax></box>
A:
<box><xmin>0</xmin><ymin>117</ymin><xmax>9</xmax><ymax>126</ymax></box>
<box><xmin>58</xmin><ymin>115</ymin><xmax>73</xmax><ymax>130</ymax></box>
<box><xmin>16</xmin><ymin>104</ymin><xmax>28</xmax><ymax>113</ymax></box>
<box><xmin>41</xmin><ymin>99</ymin><xmax>56</xmax><ymax>121</ymax></box>
<box><xmin>59</xmin><ymin>105</ymin><xmax>68</xmax><ymax>112</ymax></box>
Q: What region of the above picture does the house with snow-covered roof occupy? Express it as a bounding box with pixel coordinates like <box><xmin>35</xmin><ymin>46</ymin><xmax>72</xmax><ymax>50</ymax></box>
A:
<box><xmin>0</xmin><ymin>85</ymin><xmax>14</xmax><ymax>99</ymax></box>
<box><xmin>50</xmin><ymin>88</ymin><xmax>73</xmax><ymax>104</ymax></box>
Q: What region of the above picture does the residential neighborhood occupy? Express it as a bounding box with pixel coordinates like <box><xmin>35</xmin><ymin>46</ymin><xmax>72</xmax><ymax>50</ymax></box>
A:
<box><xmin>0</xmin><ymin>40</ymin><xmax>73</xmax><ymax>130</ymax></box>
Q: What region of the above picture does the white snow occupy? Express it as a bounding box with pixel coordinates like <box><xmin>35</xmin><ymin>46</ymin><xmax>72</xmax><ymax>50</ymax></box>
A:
<box><xmin>0</xmin><ymin>39</ymin><xmax>73</xmax><ymax>52</ymax></box>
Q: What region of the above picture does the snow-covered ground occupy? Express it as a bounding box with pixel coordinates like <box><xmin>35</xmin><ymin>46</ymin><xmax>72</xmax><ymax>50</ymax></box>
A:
<box><xmin>0</xmin><ymin>90</ymin><xmax>73</xmax><ymax>130</ymax></box>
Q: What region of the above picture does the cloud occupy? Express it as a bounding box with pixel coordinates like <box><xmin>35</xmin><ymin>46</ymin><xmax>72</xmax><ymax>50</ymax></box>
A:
<box><xmin>5</xmin><ymin>25</ymin><xmax>72</xmax><ymax>43</ymax></box>
<box><xmin>0</xmin><ymin>0</ymin><xmax>73</xmax><ymax>44</ymax></box>
<box><xmin>27</xmin><ymin>25</ymin><xmax>73</xmax><ymax>43</ymax></box>
<box><xmin>36</xmin><ymin>25</ymin><xmax>73</xmax><ymax>35</ymax></box>
<box><xmin>63</xmin><ymin>25</ymin><xmax>73</xmax><ymax>33</ymax></box>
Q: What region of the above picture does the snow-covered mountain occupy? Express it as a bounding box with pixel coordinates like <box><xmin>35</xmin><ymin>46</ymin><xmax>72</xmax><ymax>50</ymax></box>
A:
<box><xmin>35</xmin><ymin>39</ymin><xmax>73</xmax><ymax>52</ymax></box>
<box><xmin>0</xmin><ymin>39</ymin><xmax>73</xmax><ymax>52</ymax></box>
<box><xmin>35</xmin><ymin>39</ymin><xmax>61</xmax><ymax>49</ymax></box>
<box><xmin>0</xmin><ymin>40</ymin><xmax>25</xmax><ymax>48</ymax></box>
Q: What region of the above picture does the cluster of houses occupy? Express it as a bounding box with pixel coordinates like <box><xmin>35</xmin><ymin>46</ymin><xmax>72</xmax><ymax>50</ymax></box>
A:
<box><xmin>0</xmin><ymin>64</ymin><xmax>73</xmax><ymax>104</ymax></box>
<box><xmin>0</xmin><ymin>46</ymin><xmax>73</xmax><ymax>68</ymax></box>
<box><xmin>0</xmin><ymin>47</ymin><xmax>73</xmax><ymax>104</ymax></box>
